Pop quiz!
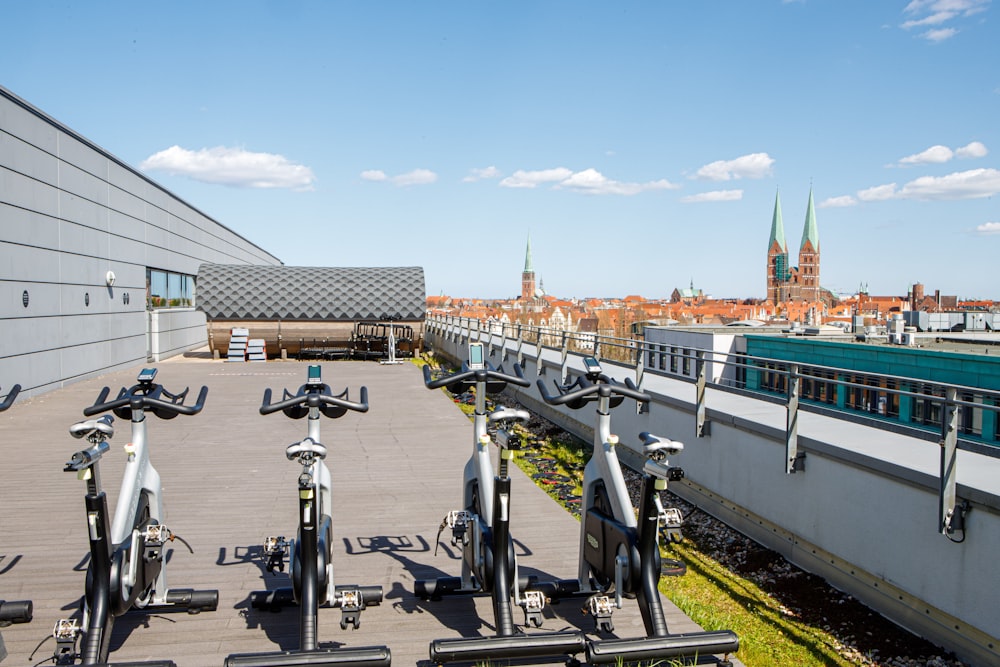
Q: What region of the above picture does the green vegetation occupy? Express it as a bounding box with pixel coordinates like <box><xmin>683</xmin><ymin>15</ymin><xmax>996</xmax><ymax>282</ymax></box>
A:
<box><xmin>659</xmin><ymin>539</ymin><xmax>861</xmax><ymax>667</ymax></box>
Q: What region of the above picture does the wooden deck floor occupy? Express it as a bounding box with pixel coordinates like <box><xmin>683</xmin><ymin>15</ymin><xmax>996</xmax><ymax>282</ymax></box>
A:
<box><xmin>1</xmin><ymin>359</ymin><xmax>733</xmax><ymax>666</ymax></box>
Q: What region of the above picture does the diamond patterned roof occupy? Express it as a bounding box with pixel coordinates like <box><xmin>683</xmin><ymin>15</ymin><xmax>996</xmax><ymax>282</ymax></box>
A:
<box><xmin>196</xmin><ymin>265</ymin><xmax>426</xmax><ymax>321</ymax></box>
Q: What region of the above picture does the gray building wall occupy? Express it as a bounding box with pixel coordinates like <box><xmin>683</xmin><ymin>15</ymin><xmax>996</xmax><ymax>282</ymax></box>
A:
<box><xmin>1</xmin><ymin>86</ymin><xmax>281</xmax><ymax>397</ymax></box>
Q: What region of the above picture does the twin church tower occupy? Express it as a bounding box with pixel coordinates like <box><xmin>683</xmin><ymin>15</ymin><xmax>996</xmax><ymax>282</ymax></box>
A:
<box><xmin>766</xmin><ymin>189</ymin><xmax>821</xmax><ymax>305</ymax></box>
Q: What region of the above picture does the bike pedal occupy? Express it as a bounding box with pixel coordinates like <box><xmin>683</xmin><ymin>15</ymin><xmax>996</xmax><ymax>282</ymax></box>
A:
<box><xmin>584</xmin><ymin>595</ymin><xmax>614</xmax><ymax>634</ymax></box>
<box><xmin>446</xmin><ymin>510</ymin><xmax>471</xmax><ymax>546</ymax></box>
<box><xmin>660</xmin><ymin>558</ymin><xmax>687</xmax><ymax>577</ymax></box>
<box><xmin>262</xmin><ymin>536</ymin><xmax>289</xmax><ymax>573</ymax></box>
<box><xmin>52</xmin><ymin>618</ymin><xmax>80</xmax><ymax>641</ymax></box>
<box><xmin>337</xmin><ymin>588</ymin><xmax>364</xmax><ymax>630</ymax></box>
<box><xmin>52</xmin><ymin>618</ymin><xmax>81</xmax><ymax>662</ymax></box>
<box><xmin>145</xmin><ymin>524</ymin><xmax>170</xmax><ymax>545</ymax></box>
<box><xmin>658</xmin><ymin>506</ymin><xmax>684</xmax><ymax>543</ymax></box>
<box><xmin>521</xmin><ymin>590</ymin><xmax>546</xmax><ymax>628</ymax></box>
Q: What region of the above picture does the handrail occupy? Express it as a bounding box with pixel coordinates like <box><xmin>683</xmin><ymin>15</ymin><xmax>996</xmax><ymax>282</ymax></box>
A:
<box><xmin>427</xmin><ymin>313</ymin><xmax>996</xmax><ymax>540</ymax></box>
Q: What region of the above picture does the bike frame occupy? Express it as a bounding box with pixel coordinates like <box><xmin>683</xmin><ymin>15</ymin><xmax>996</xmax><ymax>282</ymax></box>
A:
<box><xmin>576</xmin><ymin>390</ymin><xmax>637</xmax><ymax>588</ymax></box>
<box><xmin>229</xmin><ymin>368</ymin><xmax>390</xmax><ymax>667</ymax></box>
<box><xmin>60</xmin><ymin>371</ymin><xmax>214</xmax><ymax>666</ymax></box>
<box><xmin>110</xmin><ymin>405</ymin><xmax>167</xmax><ymax>604</ymax></box>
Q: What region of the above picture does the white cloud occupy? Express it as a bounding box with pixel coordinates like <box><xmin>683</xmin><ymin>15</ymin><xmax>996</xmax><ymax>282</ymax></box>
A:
<box><xmin>462</xmin><ymin>166</ymin><xmax>502</xmax><ymax>182</ymax></box>
<box><xmin>392</xmin><ymin>169</ymin><xmax>438</xmax><ymax>186</ymax></box>
<box><xmin>857</xmin><ymin>183</ymin><xmax>899</xmax><ymax>201</ymax></box>
<box><xmin>923</xmin><ymin>27</ymin><xmax>959</xmax><ymax>40</ymax></box>
<box><xmin>693</xmin><ymin>153</ymin><xmax>775</xmax><ymax>181</ymax></box>
<box><xmin>897</xmin><ymin>168</ymin><xmax>1000</xmax><ymax>200</ymax></box>
<box><xmin>901</xmin><ymin>0</ymin><xmax>989</xmax><ymax>41</ymax></box>
<box><xmin>557</xmin><ymin>169</ymin><xmax>679</xmax><ymax>195</ymax></box>
<box><xmin>499</xmin><ymin>168</ymin><xmax>573</xmax><ymax>189</ymax></box>
<box><xmin>899</xmin><ymin>144</ymin><xmax>954</xmax><ymax>165</ymax></box>
<box><xmin>499</xmin><ymin>167</ymin><xmax>678</xmax><ymax>195</ymax></box>
<box><xmin>680</xmin><ymin>189</ymin><xmax>743</xmax><ymax>203</ymax></box>
<box><xmin>976</xmin><ymin>222</ymin><xmax>1000</xmax><ymax>234</ymax></box>
<box><xmin>896</xmin><ymin>141</ymin><xmax>988</xmax><ymax>166</ymax></box>
<box><xmin>140</xmin><ymin>145</ymin><xmax>315</xmax><ymax>190</ymax></box>
<box><xmin>956</xmin><ymin>141</ymin><xmax>988</xmax><ymax>158</ymax></box>
<box><xmin>819</xmin><ymin>195</ymin><xmax>858</xmax><ymax>208</ymax></box>
<box><xmin>901</xmin><ymin>10</ymin><xmax>957</xmax><ymax>29</ymax></box>
<box><xmin>361</xmin><ymin>168</ymin><xmax>437</xmax><ymax>186</ymax></box>
<box><xmin>856</xmin><ymin>168</ymin><xmax>1000</xmax><ymax>202</ymax></box>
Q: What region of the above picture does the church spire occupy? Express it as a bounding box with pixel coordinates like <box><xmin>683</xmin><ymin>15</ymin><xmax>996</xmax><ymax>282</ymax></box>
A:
<box><xmin>523</xmin><ymin>234</ymin><xmax>533</xmax><ymax>273</ymax></box>
<box><xmin>800</xmin><ymin>187</ymin><xmax>819</xmax><ymax>252</ymax></box>
<box><xmin>769</xmin><ymin>190</ymin><xmax>787</xmax><ymax>252</ymax></box>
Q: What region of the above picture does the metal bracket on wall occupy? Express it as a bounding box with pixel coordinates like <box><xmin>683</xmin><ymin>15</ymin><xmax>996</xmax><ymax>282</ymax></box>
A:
<box><xmin>786</xmin><ymin>364</ymin><xmax>802</xmax><ymax>473</ymax></box>
<box><xmin>696</xmin><ymin>354</ymin><xmax>710</xmax><ymax>437</ymax></box>
<box><xmin>939</xmin><ymin>387</ymin><xmax>965</xmax><ymax>540</ymax></box>
<box><xmin>559</xmin><ymin>333</ymin><xmax>569</xmax><ymax>385</ymax></box>
<box><xmin>635</xmin><ymin>346</ymin><xmax>648</xmax><ymax>415</ymax></box>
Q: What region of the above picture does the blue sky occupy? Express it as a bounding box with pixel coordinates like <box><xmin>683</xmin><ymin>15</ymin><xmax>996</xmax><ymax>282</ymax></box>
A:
<box><xmin>3</xmin><ymin>1</ymin><xmax>998</xmax><ymax>300</ymax></box>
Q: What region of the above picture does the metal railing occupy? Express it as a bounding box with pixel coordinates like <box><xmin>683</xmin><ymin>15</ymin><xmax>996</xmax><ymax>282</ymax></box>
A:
<box><xmin>426</xmin><ymin>314</ymin><xmax>1000</xmax><ymax>540</ymax></box>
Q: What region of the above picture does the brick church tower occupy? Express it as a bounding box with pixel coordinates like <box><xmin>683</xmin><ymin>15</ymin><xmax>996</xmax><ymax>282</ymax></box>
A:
<box><xmin>522</xmin><ymin>235</ymin><xmax>536</xmax><ymax>302</ymax></box>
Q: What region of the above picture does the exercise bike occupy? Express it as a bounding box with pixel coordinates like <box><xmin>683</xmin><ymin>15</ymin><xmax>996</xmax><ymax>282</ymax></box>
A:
<box><xmin>225</xmin><ymin>365</ymin><xmax>390</xmax><ymax>667</ymax></box>
<box><xmin>56</xmin><ymin>368</ymin><xmax>218</xmax><ymax>666</ymax></box>
<box><xmin>414</xmin><ymin>342</ymin><xmax>586</xmax><ymax>664</ymax></box>
<box><xmin>2</xmin><ymin>383</ymin><xmax>33</xmax><ymax>644</ymax></box>
<box><xmin>537</xmin><ymin>357</ymin><xmax>739</xmax><ymax>666</ymax></box>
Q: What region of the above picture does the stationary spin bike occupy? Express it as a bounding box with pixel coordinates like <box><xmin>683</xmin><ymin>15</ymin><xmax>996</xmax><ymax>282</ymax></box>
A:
<box><xmin>414</xmin><ymin>343</ymin><xmax>586</xmax><ymax>665</ymax></box>
<box><xmin>57</xmin><ymin>368</ymin><xmax>218</xmax><ymax>666</ymax></box>
<box><xmin>1</xmin><ymin>384</ymin><xmax>33</xmax><ymax>634</ymax></box>
<box><xmin>225</xmin><ymin>365</ymin><xmax>390</xmax><ymax>667</ymax></box>
<box><xmin>537</xmin><ymin>357</ymin><xmax>739</xmax><ymax>666</ymax></box>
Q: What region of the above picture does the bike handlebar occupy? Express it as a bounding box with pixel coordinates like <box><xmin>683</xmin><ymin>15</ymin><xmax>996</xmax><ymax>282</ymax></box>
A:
<box><xmin>260</xmin><ymin>385</ymin><xmax>369</xmax><ymax>416</ymax></box>
<box><xmin>536</xmin><ymin>373</ymin><xmax>650</xmax><ymax>409</ymax></box>
<box><xmin>422</xmin><ymin>362</ymin><xmax>531</xmax><ymax>391</ymax></box>
<box><xmin>0</xmin><ymin>384</ymin><xmax>21</xmax><ymax>411</ymax></box>
<box><xmin>83</xmin><ymin>383</ymin><xmax>209</xmax><ymax>418</ymax></box>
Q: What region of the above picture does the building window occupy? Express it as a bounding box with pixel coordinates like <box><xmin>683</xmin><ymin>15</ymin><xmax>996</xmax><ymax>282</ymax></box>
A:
<box><xmin>670</xmin><ymin>347</ymin><xmax>678</xmax><ymax>373</ymax></box>
<box><xmin>959</xmin><ymin>392</ymin><xmax>982</xmax><ymax>437</ymax></box>
<box><xmin>147</xmin><ymin>268</ymin><xmax>195</xmax><ymax>309</ymax></box>
<box><xmin>912</xmin><ymin>384</ymin><xmax>943</xmax><ymax>427</ymax></box>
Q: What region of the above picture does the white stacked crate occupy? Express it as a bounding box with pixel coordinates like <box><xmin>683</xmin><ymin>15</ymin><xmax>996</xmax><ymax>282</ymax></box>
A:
<box><xmin>247</xmin><ymin>338</ymin><xmax>266</xmax><ymax>362</ymax></box>
<box><xmin>227</xmin><ymin>327</ymin><xmax>249</xmax><ymax>362</ymax></box>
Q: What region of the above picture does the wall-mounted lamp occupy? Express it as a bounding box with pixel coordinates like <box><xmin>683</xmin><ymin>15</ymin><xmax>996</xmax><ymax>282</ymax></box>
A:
<box><xmin>106</xmin><ymin>270</ymin><xmax>116</xmax><ymax>287</ymax></box>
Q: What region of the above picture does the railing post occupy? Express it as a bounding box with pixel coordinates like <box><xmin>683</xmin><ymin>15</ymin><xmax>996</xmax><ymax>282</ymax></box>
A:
<box><xmin>534</xmin><ymin>328</ymin><xmax>545</xmax><ymax>376</ymax></box>
<box><xmin>635</xmin><ymin>343</ymin><xmax>648</xmax><ymax>415</ymax></box>
<box><xmin>516</xmin><ymin>324</ymin><xmax>525</xmax><ymax>369</ymax></box>
<box><xmin>560</xmin><ymin>331</ymin><xmax>570</xmax><ymax>384</ymax></box>
<box><xmin>787</xmin><ymin>363</ymin><xmax>804</xmax><ymax>473</ymax></box>
<box><xmin>696</xmin><ymin>351</ymin><xmax>709</xmax><ymax>437</ymax></box>
<box><xmin>593</xmin><ymin>336</ymin><xmax>602</xmax><ymax>361</ymax></box>
<box><xmin>500</xmin><ymin>322</ymin><xmax>508</xmax><ymax>362</ymax></box>
<box><xmin>939</xmin><ymin>387</ymin><xmax>962</xmax><ymax>537</ymax></box>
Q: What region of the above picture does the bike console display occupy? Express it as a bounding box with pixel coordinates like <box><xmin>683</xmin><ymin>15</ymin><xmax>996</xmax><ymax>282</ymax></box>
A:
<box><xmin>467</xmin><ymin>342</ymin><xmax>485</xmax><ymax>370</ymax></box>
<box><xmin>136</xmin><ymin>367</ymin><xmax>158</xmax><ymax>384</ymax></box>
<box><xmin>583</xmin><ymin>356</ymin><xmax>603</xmax><ymax>379</ymax></box>
<box><xmin>306</xmin><ymin>364</ymin><xmax>323</xmax><ymax>387</ymax></box>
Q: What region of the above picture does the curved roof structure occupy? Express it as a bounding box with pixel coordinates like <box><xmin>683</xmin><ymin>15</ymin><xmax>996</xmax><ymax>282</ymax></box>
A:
<box><xmin>197</xmin><ymin>264</ymin><xmax>426</xmax><ymax>321</ymax></box>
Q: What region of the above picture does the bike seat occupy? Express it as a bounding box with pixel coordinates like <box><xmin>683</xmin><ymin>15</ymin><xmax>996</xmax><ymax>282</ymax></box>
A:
<box><xmin>69</xmin><ymin>416</ymin><xmax>115</xmax><ymax>440</ymax></box>
<box><xmin>286</xmin><ymin>437</ymin><xmax>328</xmax><ymax>461</ymax></box>
<box><xmin>488</xmin><ymin>407</ymin><xmax>530</xmax><ymax>424</ymax></box>
<box><xmin>638</xmin><ymin>431</ymin><xmax>683</xmax><ymax>457</ymax></box>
